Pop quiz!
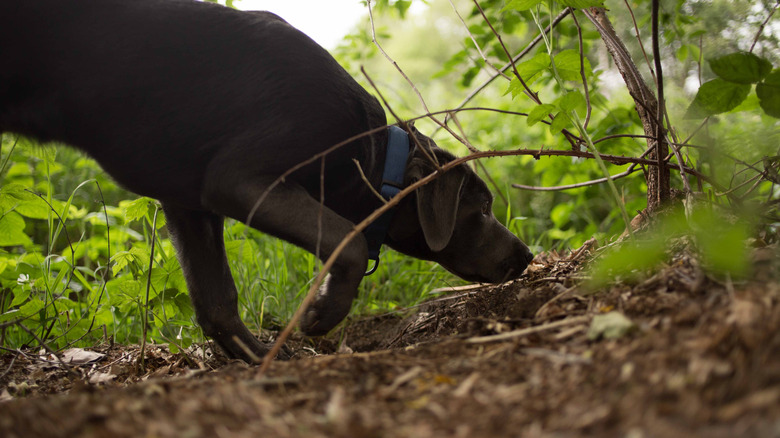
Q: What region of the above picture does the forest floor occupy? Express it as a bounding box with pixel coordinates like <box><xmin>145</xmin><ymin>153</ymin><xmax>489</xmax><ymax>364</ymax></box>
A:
<box><xmin>1</xmin><ymin>239</ymin><xmax>779</xmax><ymax>438</ymax></box>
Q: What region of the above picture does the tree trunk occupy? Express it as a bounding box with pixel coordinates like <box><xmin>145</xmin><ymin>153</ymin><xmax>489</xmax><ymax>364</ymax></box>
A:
<box><xmin>586</xmin><ymin>7</ymin><xmax>670</xmax><ymax>212</ymax></box>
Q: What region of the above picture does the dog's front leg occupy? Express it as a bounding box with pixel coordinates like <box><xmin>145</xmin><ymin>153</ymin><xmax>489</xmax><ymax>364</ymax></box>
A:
<box><xmin>162</xmin><ymin>203</ymin><xmax>273</xmax><ymax>362</ymax></box>
<box><xmin>202</xmin><ymin>174</ymin><xmax>369</xmax><ymax>338</ymax></box>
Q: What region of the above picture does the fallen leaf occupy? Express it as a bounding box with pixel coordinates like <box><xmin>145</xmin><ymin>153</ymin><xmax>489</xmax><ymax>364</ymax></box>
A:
<box><xmin>61</xmin><ymin>348</ymin><xmax>105</xmax><ymax>365</ymax></box>
<box><xmin>587</xmin><ymin>312</ymin><xmax>636</xmax><ymax>340</ymax></box>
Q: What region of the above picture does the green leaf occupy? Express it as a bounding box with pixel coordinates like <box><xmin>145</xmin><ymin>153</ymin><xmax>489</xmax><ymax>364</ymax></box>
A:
<box><xmin>517</xmin><ymin>52</ymin><xmax>551</xmax><ymax>84</ymax></box>
<box><xmin>0</xmin><ymin>212</ymin><xmax>33</xmax><ymax>246</ymax></box>
<box><xmin>549</xmin><ymin>111</ymin><xmax>571</xmax><ymax>133</ymax></box>
<box><xmin>0</xmin><ymin>309</ymin><xmax>21</xmax><ymax>323</ymax></box>
<box><xmin>690</xmin><ymin>210</ymin><xmax>749</xmax><ymax>277</ymax></box>
<box><xmin>559</xmin><ymin>0</ymin><xmax>605</xmax><ymax>9</ymax></box>
<box><xmin>19</xmin><ymin>297</ymin><xmax>45</xmax><ymax>318</ymax></box>
<box><xmin>676</xmin><ymin>44</ymin><xmax>700</xmax><ymax>62</ymax></box>
<box><xmin>502</xmin><ymin>0</ymin><xmax>543</xmax><ymax>12</ymax></box>
<box><xmin>550</xmin><ymin>203</ymin><xmax>574</xmax><ymax>228</ymax></box>
<box><xmin>527</xmin><ymin>104</ymin><xmax>556</xmax><ymax>127</ymax></box>
<box><xmin>709</xmin><ymin>52</ymin><xmax>773</xmax><ymax>84</ymax></box>
<box><xmin>10</xmin><ymin>288</ymin><xmax>31</xmax><ymax>307</ymax></box>
<box><xmin>124</xmin><ymin>197</ymin><xmax>153</xmax><ymax>223</ymax></box>
<box><xmin>505</xmin><ymin>78</ymin><xmax>525</xmax><ymax>100</ymax></box>
<box><xmin>559</xmin><ymin>90</ymin><xmax>586</xmax><ymax>114</ymax></box>
<box><xmin>685</xmin><ymin>79</ymin><xmax>751</xmax><ymax>118</ymax></box>
<box><xmin>756</xmin><ymin>70</ymin><xmax>780</xmax><ymax>118</ymax></box>
<box><xmin>729</xmin><ymin>92</ymin><xmax>760</xmax><ymax>113</ymax></box>
<box><xmin>588</xmin><ymin>238</ymin><xmax>667</xmax><ymax>287</ymax></box>
<box><xmin>111</xmin><ymin>251</ymin><xmax>136</xmax><ymax>276</ymax></box>
<box><xmin>107</xmin><ymin>276</ymin><xmax>144</xmax><ymax>302</ymax></box>
<box><xmin>553</xmin><ymin>49</ymin><xmax>591</xmax><ymax>82</ymax></box>
<box><xmin>0</xmin><ymin>185</ymin><xmax>57</xmax><ymax>220</ymax></box>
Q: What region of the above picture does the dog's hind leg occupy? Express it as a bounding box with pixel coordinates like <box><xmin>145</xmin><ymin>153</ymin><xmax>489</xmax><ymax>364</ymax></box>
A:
<box><xmin>162</xmin><ymin>203</ymin><xmax>273</xmax><ymax>363</ymax></box>
<box><xmin>201</xmin><ymin>175</ymin><xmax>369</xmax><ymax>338</ymax></box>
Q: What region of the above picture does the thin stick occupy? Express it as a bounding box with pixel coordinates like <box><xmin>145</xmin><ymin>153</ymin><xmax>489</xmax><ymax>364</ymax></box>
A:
<box><xmin>138</xmin><ymin>205</ymin><xmax>159</xmax><ymax>371</ymax></box>
<box><xmin>465</xmin><ymin>316</ymin><xmax>590</xmax><ymax>344</ymax></box>
<box><xmin>570</xmin><ymin>11</ymin><xmax>592</xmax><ymax>130</ymax></box>
<box><xmin>750</xmin><ymin>1</ymin><xmax>779</xmax><ymax>53</ymax></box>
<box><xmin>513</xmin><ymin>167</ymin><xmax>637</xmax><ymax>191</ymax></box>
<box><xmin>472</xmin><ymin>0</ymin><xmax>539</xmax><ymax>104</ymax></box>
<box><xmin>448</xmin><ymin>0</ymin><xmax>511</xmax><ymax>81</ymax></box>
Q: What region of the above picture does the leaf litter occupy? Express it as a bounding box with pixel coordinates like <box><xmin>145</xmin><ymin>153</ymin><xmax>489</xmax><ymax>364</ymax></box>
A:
<box><xmin>1</xmin><ymin>238</ymin><xmax>779</xmax><ymax>437</ymax></box>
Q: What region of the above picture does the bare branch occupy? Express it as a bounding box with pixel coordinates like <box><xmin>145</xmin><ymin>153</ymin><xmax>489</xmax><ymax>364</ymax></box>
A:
<box><xmin>513</xmin><ymin>167</ymin><xmax>637</xmax><ymax>191</ymax></box>
<box><xmin>750</xmin><ymin>1</ymin><xmax>780</xmax><ymax>53</ymax></box>
<box><xmin>569</xmin><ymin>10</ymin><xmax>592</xmax><ymax>130</ymax></box>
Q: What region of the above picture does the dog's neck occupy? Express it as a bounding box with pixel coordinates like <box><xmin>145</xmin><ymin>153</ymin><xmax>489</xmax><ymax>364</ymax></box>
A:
<box><xmin>362</xmin><ymin>125</ymin><xmax>410</xmax><ymax>274</ymax></box>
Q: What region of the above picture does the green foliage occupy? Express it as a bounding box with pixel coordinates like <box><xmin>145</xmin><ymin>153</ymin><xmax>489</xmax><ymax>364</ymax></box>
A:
<box><xmin>756</xmin><ymin>70</ymin><xmax>780</xmax><ymax>118</ymax></box>
<box><xmin>687</xmin><ymin>52</ymin><xmax>779</xmax><ymax>118</ymax></box>
<box><xmin>504</xmin><ymin>0</ymin><xmax>605</xmax><ymax>12</ymax></box>
<box><xmin>588</xmin><ymin>207</ymin><xmax>752</xmax><ymax>288</ymax></box>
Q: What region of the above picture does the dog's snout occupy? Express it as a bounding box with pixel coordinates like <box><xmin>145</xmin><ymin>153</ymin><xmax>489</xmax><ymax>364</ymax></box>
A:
<box><xmin>523</xmin><ymin>247</ymin><xmax>534</xmax><ymax>265</ymax></box>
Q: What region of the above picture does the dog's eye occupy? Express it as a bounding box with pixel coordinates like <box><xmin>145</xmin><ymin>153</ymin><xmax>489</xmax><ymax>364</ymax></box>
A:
<box><xmin>481</xmin><ymin>202</ymin><xmax>490</xmax><ymax>216</ymax></box>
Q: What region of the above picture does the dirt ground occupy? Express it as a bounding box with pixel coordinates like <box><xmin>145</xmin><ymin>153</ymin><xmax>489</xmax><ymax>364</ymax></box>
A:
<box><xmin>1</xmin><ymin>239</ymin><xmax>779</xmax><ymax>438</ymax></box>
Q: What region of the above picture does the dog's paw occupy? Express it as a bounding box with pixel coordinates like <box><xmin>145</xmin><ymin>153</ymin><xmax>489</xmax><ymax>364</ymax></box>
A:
<box><xmin>299</xmin><ymin>274</ymin><xmax>352</xmax><ymax>336</ymax></box>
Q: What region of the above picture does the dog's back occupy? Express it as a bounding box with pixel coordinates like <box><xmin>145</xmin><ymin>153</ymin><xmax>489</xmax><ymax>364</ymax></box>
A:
<box><xmin>1</xmin><ymin>0</ymin><xmax>385</xmax><ymax>207</ymax></box>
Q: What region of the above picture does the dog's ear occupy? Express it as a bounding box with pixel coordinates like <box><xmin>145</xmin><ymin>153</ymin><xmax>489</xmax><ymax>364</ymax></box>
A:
<box><xmin>408</xmin><ymin>160</ymin><xmax>466</xmax><ymax>252</ymax></box>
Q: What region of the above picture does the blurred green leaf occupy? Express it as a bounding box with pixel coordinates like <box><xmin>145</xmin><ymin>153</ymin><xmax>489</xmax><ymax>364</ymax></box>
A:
<box><xmin>528</xmin><ymin>104</ymin><xmax>556</xmax><ymax>126</ymax></box>
<box><xmin>554</xmin><ymin>49</ymin><xmax>591</xmax><ymax>82</ymax></box>
<box><xmin>709</xmin><ymin>52</ymin><xmax>772</xmax><ymax>84</ymax></box>
<box><xmin>756</xmin><ymin>70</ymin><xmax>780</xmax><ymax>118</ymax></box>
<box><xmin>502</xmin><ymin>0</ymin><xmax>543</xmax><ymax>12</ymax></box>
<box><xmin>685</xmin><ymin>79</ymin><xmax>751</xmax><ymax>118</ymax></box>
<box><xmin>0</xmin><ymin>212</ymin><xmax>32</xmax><ymax>246</ymax></box>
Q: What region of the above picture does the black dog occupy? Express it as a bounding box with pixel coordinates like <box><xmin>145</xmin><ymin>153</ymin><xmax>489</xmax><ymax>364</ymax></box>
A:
<box><xmin>0</xmin><ymin>0</ymin><xmax>533</xmax><ymax>362</ymax></box>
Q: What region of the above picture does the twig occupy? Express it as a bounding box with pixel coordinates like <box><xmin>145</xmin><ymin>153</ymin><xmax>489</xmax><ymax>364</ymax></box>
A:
<box><xmin>364</xmin><ymin>4</ymin><xmax>475</xmax><ymax>155</ymax></box>
<box><xmin>367</xmin><ymin>0</ymin><xmax>431</xmax><ymax>114</ymax></box>
<box><xmin>18</xmin><ymin>322</ymin><xmax>75</xmax><ymax>375</ymax></box>
<box><xmin>651</xmin><ymin>0</ymin><xmax>671</xmax><ymax>202</ymax></box>
<box><xmin>465</xmin><ymin>316</ymin><xmax>590</xmax><ymax>344</ymax></box>
<box><xmin>513</xmin><ymin>166</ymin><xmax>637</xmax><ymax>191</ymax></box>
<box><xmin>138</xmin><ymin>205</ymin><xmax>160</xmax><ymax>371</ymax></box>
<box><xmin>750</xmin><ymin>1</ymin><xmax>780</xmax><ymax>53</ymax></box>
<box><xmin>0</xmin><ymin>351</ymin><xmax>19</xmax><ymax>381</ymax></box>
<box><xmin>570</xmin><ymin>10</ymin><xmax>592</xmax><ymax>130</ymax></box>
<box><xmin>522</xmin><ymin>347</ymin><xmax>591</xmax><ymax>365</ymax></box>
<box><xmin>448</xmin><ymin>0</ymin><xmax>511</xmax><ymax>81</ymax></box>
<box><xmin>472</xmin><ymin>0</ymin><xmax>539</xmax><ymax>104</ymax></box>
<box><xmin>0</xmin><ymin>135</ymin><xmax>19</xmax><ymax>177</ymax></box>
<box><xmin>353</xmin><ymin>159</ymin><xmax>387</xmax><ymax>203</ymax></box>
<box><xmin>622</xmin><ymin>0</ymin><xmax>657</xmax><ymax>84</ymax></box>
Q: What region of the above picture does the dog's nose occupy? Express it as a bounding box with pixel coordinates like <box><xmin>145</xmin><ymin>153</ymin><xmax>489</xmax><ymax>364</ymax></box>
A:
<box><xmin>524</xmin><ymin>248</ymin><xmax>534</xmax><ymax>265</ymax></box>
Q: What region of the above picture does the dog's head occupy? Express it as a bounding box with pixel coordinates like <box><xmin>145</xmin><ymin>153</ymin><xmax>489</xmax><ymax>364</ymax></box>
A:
<box><xmin>386</xmin><ymin>130</ymin><xmax>534</xmax><ymax>283</ymax></box>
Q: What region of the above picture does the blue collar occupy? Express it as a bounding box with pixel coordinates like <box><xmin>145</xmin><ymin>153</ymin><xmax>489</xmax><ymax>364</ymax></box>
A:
<box><xmin>363</xmin><ymin>125</ymin><xmax>410</xmax><ymax>275</ymax></box>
